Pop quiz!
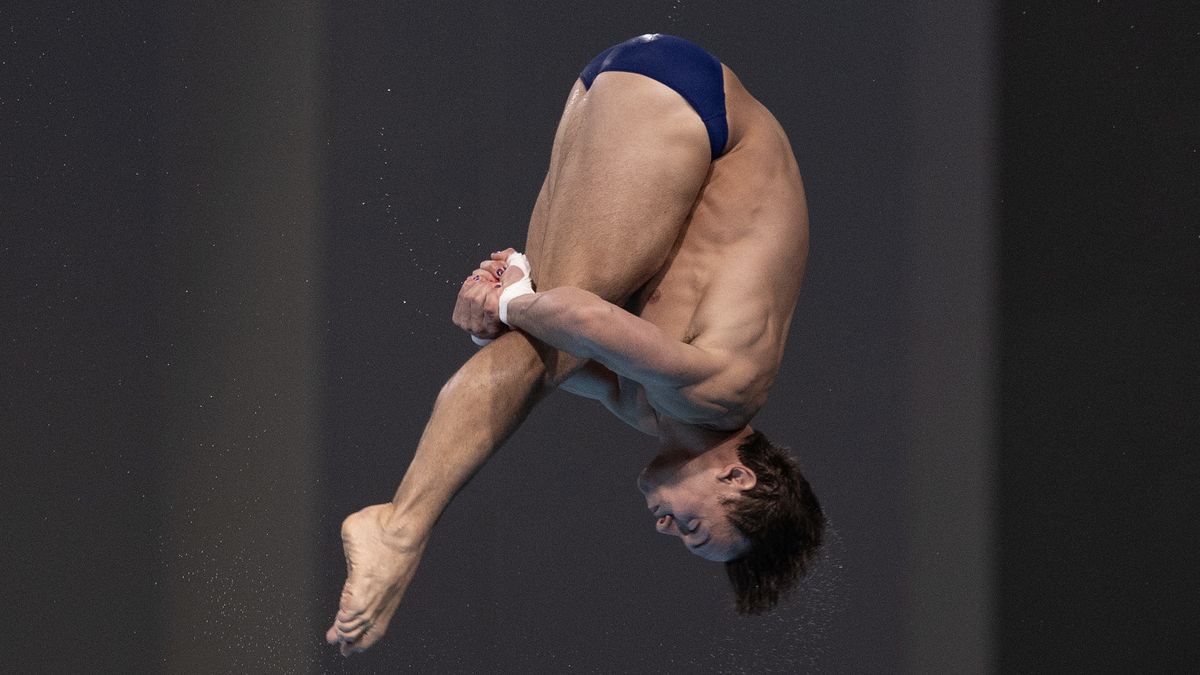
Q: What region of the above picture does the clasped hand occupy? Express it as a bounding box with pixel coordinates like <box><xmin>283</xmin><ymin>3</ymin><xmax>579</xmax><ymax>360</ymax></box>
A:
<box><xmin>452</xmin><ymin>247</ymin><xmax>527</xmax><ymax>340</ymax></box>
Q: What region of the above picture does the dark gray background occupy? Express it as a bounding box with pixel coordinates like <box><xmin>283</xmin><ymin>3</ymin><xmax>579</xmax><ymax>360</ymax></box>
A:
<box><xmin>2</xmin><ymin>1</ymin><xmax>1194</xmax><ymax>673</ymax></box>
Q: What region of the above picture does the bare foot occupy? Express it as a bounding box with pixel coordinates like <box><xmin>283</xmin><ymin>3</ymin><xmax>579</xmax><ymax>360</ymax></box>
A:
<box><xmin>325</xmin><ymin>503</ymin><xmax>427</xmax><ymax>656</ymax></box>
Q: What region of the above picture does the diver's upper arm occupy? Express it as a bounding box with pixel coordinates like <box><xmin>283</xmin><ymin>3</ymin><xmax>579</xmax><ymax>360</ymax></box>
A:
<box><xmin>510</xmin><ymin>287</ymin><xmax>725</xmax><ymax>389</ymax></box>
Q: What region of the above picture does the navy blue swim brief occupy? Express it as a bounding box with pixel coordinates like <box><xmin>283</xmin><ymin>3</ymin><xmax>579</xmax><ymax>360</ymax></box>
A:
<box><xmin>579</xmin><ymin>34</ymin><xmax>729</xmax><ymax>161</ymax></box>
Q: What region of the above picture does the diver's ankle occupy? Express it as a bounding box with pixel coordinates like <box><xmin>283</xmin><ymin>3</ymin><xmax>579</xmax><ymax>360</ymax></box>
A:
<box><xmin>373</xmin><ymin>503</ymin><xmax>430</xmax><ymax>553</ymax></box>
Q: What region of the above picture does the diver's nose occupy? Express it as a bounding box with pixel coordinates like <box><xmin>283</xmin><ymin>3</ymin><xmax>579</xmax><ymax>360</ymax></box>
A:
<box><xmin>655</xmin><ymin>514</ymin><xmax>674</xmax><ymax>535</ymax></box>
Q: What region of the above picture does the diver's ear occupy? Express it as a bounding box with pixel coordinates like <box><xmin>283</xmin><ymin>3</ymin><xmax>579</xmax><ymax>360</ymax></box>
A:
<box><xmin>719</xmin><ymin>464</ymin><xmax>757</xmax><ymax>491</ymax></box>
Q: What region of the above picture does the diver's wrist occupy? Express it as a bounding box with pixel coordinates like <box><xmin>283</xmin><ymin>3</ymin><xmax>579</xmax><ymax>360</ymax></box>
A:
<box><xmin>503</xmin><ymin>292</ymin><xmax>537</xmax><ymax>328</ymax></box>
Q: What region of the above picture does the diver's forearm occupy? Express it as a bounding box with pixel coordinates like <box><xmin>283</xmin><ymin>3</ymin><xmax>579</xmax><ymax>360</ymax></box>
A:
<box><xmin>505</xmin><ymin>286</ymin><xmax>703</xmax><ymax>389</ymax></box>
<box><xmin>505</xmin><ymin>288</ymin><xmax>603</xmax><ymax>361</ymax></box>
<box><xmin>382</xmin><ymin>331</ymin><xmax>550</xmax><ymax>539</ymax></box>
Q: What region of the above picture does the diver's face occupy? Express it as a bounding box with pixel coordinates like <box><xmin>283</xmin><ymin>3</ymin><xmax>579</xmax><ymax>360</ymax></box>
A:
<box><xmin>637</xmin><ymin>458</ymin><xmax>751</xmax><ymax>562</ymax></box>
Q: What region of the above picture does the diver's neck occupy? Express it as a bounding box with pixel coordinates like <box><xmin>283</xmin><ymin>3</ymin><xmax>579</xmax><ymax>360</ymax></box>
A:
<box><xmin>655</xmin><ymin>419</ymin><xmax>753</xmax><ymax>458</ymax></box>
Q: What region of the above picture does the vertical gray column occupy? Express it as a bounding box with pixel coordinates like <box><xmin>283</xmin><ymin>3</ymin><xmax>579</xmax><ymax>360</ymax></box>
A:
<box><xmin>156</xmin><ymin>3</ymin><xmax>325</xmax><ymax>671</ymax></box>
<box><xmin>903</xmin><ymin>1</ymin><xmax>995</xmax><ymax>672</ymax></box>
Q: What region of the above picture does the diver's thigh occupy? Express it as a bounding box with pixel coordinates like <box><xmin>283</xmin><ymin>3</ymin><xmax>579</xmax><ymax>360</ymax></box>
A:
<box><xmin>525</xmin><ymin>72</ymin><xmax>711</xmax><ymax>303</ymax></box>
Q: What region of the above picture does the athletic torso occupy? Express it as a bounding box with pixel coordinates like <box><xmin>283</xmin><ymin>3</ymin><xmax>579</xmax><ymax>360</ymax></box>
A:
<box><xmin>617</xmin><ymin>67</ymin><xmax>810</xmax><ymax>430</ymax></box>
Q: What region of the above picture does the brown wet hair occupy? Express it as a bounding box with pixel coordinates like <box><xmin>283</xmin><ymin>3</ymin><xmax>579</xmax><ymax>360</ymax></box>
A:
<box><xmin>722</xmin><ymin>430</ymin><xmax>825</xmax><ymax>615</ymax></box>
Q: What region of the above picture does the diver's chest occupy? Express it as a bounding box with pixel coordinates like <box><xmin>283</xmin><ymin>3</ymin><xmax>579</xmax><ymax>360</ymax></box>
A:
<box><xmin>633</xmin><ymin>279</ymin><xmax>706</xmax><ymax>344</ymax></box>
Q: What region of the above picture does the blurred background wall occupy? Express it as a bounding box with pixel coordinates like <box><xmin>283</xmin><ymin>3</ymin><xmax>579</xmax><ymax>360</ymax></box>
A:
<box><xmin>2</xmin><ymin>1</ymin><xmax>1194</xmax><ymax>672</ymax></box>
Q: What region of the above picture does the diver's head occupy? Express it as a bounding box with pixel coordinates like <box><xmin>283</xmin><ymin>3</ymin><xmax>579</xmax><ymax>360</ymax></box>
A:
<box><xmin>638</xmin><ymin>428</ymin><xmax>824</xmax><ymax>613</ymax></box>
<box><xmin>637</xmin><ymin>433</ymin><xmax>756</xmax><ymax>562</ymax></box>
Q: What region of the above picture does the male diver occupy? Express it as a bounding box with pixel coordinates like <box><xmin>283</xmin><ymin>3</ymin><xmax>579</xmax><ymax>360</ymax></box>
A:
<box><xmin>327</xmin><ymin>34</ymin><xmax>824</xmax><ymax>655</ymax></box>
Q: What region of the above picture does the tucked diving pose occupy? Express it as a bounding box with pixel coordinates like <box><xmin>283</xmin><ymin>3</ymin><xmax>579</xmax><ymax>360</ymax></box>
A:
<box><xmin>327</xmin><ymin>34</ymin><xmax>824</xmax><ymax>655</ymax></box>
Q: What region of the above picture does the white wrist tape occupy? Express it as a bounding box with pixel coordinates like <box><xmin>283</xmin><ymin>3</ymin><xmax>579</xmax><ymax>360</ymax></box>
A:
<box><xmin>498</xmin><ymin>251</ymin><xmax>534</xmax><ymax>326</ymax></box>
<box><xmin>471</xmin><ymin>335</ymin><xmax>493</xmax><ymax>347</ymax></box>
